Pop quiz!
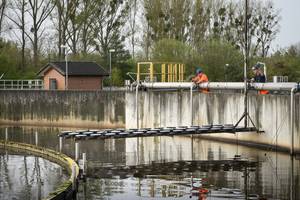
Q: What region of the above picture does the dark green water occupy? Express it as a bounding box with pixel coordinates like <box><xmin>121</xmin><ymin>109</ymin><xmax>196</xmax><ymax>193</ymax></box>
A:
<box><xmin>0</xmin><ymin>126</ymin><xmax>299</xmax><ymax>200</ymax></box>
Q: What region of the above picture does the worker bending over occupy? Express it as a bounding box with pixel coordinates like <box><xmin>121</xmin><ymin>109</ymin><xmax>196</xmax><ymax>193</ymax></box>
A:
<box><xmin>192</xmin><ymin>67</ymin><xmax>209</xmax><ymax>93</ymax></box>
<box><xmin>251</xmin><ymin>64</ymin><xmax>269</xmax><ymax>94</ymax></box>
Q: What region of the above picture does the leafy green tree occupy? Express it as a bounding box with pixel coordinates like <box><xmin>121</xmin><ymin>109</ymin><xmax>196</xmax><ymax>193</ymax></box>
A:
<box><xmin>0</xmin><ymin>40</ymin><xmax>22</xmax><ymax>78</ymax></box>
<box><xmin>152</xmin><ymin>38</ymin><xmax>199</xmax><ymax>76</ymax></box>
<box><xmin>199</xmin><ymin>40</ymin><xmax>244</xmax><ymax>81</ymax></box>
<box><xmin>152</xmin><ymin>38</ymin><xmax>192</xmax><ymax>62</ymax></box>
<box><xmin>264</xmin><ymin>47</ymin><xmax>300</xmax><ymax>82</ymax></box>
<box><xmin>111</xmin><ymin>67</ymin><xmax>123</xmax><ymax>86</ymax></box>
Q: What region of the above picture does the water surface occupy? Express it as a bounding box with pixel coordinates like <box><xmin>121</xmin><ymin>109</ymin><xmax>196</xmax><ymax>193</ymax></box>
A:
<box><xmin>0</xmin><ymin>149</ymin><xmax>68</xmax><ymax>200</ymax></box>
<box><xmin>0</xmin><ymin>126</ymin><xmax>299</xmax><ymax>199</ymax></box>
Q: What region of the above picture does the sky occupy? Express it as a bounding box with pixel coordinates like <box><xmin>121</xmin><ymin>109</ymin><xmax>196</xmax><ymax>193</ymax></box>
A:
<box><xmin>272</xmin><ymin>0</ymin><xmax>300</xmax><ymax>50</ymax></box>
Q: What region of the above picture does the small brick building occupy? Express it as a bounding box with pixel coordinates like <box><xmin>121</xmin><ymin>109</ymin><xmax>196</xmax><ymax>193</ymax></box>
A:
<box><xmin>37</xmin><ymin>61</ymin><xmax>109</xmax><ymax>90</ymax></box>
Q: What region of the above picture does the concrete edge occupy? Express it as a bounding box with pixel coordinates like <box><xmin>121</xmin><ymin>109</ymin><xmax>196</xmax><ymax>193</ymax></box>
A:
<box><xmin>196</xmin><ymin>135</ymin><xmax>300</xmax><ymax>155</ymax></box>
<box><xmin>0</xmin><ymin>140</ymin><xmax>79</xmax><ymax>200</ymax></box>
<box><xmin>0</xmin><ymin>120</ymin><xmax>126</xmax><ymax>129</ymax></box>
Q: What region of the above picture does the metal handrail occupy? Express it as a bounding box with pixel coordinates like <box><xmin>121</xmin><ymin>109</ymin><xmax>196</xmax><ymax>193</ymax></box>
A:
<box><xmin>0</xmin><ymin>79</ymin><xmax>44</xmax><ymax>90</ymax></box>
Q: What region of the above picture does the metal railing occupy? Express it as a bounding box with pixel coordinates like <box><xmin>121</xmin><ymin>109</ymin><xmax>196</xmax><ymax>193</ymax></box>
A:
<box><xmin>0</xmin><ymin>79</ymin><xmax>44</xmax><ymax>90</ymax></box>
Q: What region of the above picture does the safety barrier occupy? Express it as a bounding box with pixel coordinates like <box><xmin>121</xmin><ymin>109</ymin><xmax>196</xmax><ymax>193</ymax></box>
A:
<box><xmin>0</xmin><ymin>79</ymin><xmax>43</xmax><ymax>90</ymax></box>
<box><xmin>0</xmin><ymin>140</ymin><xmax>79</xmax><ymax>200</ymax></box>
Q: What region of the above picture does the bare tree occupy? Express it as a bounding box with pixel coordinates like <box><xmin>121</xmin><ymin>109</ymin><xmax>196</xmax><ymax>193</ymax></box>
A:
<box><xmin>78</xmin><ymin>0</ymin><xmax>96</xmax><ymax>55</ymax></box>
<box><xmin>252</xmin><ymin>1</ymin><xmax>280</xmax><ymax>57</ymax></box>
<box><xmin>128</xmin><ymin>0</ymin><xmax>138</xmax><ymax>58</ymax></box>
<box><xmin>0</xmin><ymin>0</ymin><xmax>7</xmax><ymax>36</ymax></box>
<box><xmin>27</xmin><ymin>0</ymin><xmax>54</xmax><ymax>68</ymax></box>
<box><xmin>65</xmin><ymin>0</ymin><xmax>80</xmax><ymax>55</ymax></box>
<box><xmin>92</xmin><ymin>0</ymin><xmax>130</xmax><ymax>61</ymax></box>
<box><xmin>189</xmin><ymin>0</ymin><xmax>211</xmax><ymax>51</ymax></box>
<box><xmin>52</xmin><ymin>0</ymin><xmax>68</xmax><ymax>60</ymax></box>
<box><xmin>5</xmin><ymin>0</ymin><xmax>27</xmax><ymax>70</ymax></box>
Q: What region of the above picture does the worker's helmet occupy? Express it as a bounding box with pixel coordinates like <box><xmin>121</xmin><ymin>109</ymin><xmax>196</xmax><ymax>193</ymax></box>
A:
<box><xmin>196</xmin><ymin>67</ymin><xmax>202</xmax><ymax>74</ymax></box>
<box><xmin>252</xmin><ymin>63</ymin><xmax>262</xmax><ymax>70</ymax></box>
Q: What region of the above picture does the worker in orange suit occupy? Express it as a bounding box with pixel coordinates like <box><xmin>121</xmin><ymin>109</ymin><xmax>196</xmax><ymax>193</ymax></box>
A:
<box><xmin>192</xmin><ymin>67</ymin><xmax>209</xmax><ymax>93</ymax></box>
<box><xmin>251</xmin><ymin>64</ymin><xmax>269</xmax><ymax>95</ymax></box>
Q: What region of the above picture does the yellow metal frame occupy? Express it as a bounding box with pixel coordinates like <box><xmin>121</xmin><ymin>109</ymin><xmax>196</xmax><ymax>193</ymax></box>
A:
<box><xmin>137</xmin><ymin>62</ymin><xmax>185</xmax><ymax>82</ymax></box>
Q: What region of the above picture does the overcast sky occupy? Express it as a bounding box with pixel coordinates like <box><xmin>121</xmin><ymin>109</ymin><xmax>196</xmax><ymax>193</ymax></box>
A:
<box><xmin>272</xmin><ymin>0</ymin><xmax>300</xmax><ymax>50</ymax></box>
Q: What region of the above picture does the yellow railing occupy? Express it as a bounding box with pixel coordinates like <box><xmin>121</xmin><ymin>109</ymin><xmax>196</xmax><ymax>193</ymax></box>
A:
<box><xmin>137</xmin><ymin>62</ymin><xmax>185</xmax><ymax>82</ymax></box>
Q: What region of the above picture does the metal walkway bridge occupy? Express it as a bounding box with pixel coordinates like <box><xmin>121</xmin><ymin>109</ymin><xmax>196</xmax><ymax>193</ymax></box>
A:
<box><xmin>59</xmin><ymin>124</ymin><xmax>257</xmax><ymax>140</ymax></box>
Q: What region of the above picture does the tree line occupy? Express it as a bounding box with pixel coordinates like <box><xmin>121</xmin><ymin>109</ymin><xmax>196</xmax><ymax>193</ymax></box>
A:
<box><xmin>0</xmin><ymin>0</ymin><xmax>299</xmax><ymax>84</ymax></box>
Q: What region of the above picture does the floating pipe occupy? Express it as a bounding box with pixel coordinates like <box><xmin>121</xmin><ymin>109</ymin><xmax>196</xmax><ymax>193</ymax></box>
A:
<box><xmin>140</xmin><ymin>82</ymin><xmax>298</xmax><ymax>91</ymax></box>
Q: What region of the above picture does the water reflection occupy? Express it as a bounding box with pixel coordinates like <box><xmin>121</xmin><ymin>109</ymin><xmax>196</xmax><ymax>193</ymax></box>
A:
<box><xmin>0</xmin><ymin>149</ymin><xmax>68</xmax><ymax>200</ymax></box>
<box><xmin>0</xmin><ymin>126</ymin><xmax>299</xmax><ymax>199</ymax></box>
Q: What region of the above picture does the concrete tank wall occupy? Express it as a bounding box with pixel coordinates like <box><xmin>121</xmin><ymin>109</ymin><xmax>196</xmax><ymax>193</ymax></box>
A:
<box><xmin>0</xmin><ymin>90</ymin><xmax>125</xmax><ymax>128</ymax></box>
<box><xmin>126</xmin><ymin>91</ymin><xmax>300</xmax><ymax>151</ymax></box>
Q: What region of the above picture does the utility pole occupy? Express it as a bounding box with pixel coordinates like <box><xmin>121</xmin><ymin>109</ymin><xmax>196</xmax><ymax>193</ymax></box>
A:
<box><xmin>109</xmin><ymin>49</ymin><xmax>115</xmax><ymax>91</ymax></box>
<box><xmin>61</xmin><ymin>45</ymin><xmax>69</xmax><ymax>90</ymax></box>
<box><xmin>244</xmin><ymin>0</ymin><xmax>249</xmax><ymax>128</ymax></box>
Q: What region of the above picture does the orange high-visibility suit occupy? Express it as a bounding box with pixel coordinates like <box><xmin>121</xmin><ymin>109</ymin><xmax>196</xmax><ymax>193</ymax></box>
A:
<box><xmin>192</xmin><ymin>73</ymin><xmax>209</xmax><ymax>93</ymax></box>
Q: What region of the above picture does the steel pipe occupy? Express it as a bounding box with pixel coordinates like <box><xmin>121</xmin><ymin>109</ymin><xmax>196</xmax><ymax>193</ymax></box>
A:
<box><xmin>141</xmin><ymin>82</ymin><xmax>194</xmax><ymax>89</ymax></box>
<box><xmin>249</xmin><ymin>82</ymin><xmax>298</xmax><ymax>91</ymax></box>
<box><xmin>198</xmin><ymin>82</ymin><xmax>298</xmax><ymax>91</ymax></box>
<box><xmin>140</xmin><ymin>82</ymin><xmax>298</xmax><ymax>91</ymax></box>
